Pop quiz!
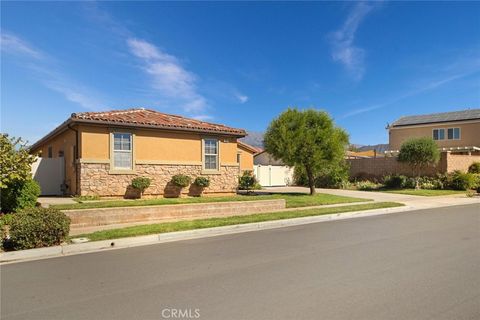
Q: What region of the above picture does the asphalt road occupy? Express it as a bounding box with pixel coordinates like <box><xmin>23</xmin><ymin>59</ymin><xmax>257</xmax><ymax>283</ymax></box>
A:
<box><xmin>2</xmin><ymin>204</ymin><xmax>479</xmax><ymax>320</ymax></box>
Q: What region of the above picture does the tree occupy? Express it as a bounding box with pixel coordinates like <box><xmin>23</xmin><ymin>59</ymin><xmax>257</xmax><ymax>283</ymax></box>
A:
<box><xmin>264</xmin><ymin>108</ymin><xmax>349</xmax><ymax>195</ymax></box>
<box><xmin>0</xmin><ymin>134</ymin><xmax>37</xmax><ymax>189</ymax></box>
<box><xmin>397</xmin><ymin>137</ymin><xmax>440</xmax><ymax>189</ymax></box>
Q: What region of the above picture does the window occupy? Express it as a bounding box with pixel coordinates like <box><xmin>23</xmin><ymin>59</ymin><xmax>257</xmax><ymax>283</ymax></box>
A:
<box><xmin>48</xmin><ymin>146</ymin><xmax>53</xmax><ymax>158</ymax></box>
<box><xmin>113</xmin><ymin>133</ymin><xmax>132</xmax><ymax>170</ymax></box>
<box><xmin>433</xmin><ymin>129</ymin><xmax>445</xmax><ymax>140</ymax></box>
<box><xmin>237</xmin><ymin>153</ymin><xmax>241</xmax><ymax>164</ymax></box>
<box><xmin>447</xmin><ymin>128</ymin><xmax>460</xmax><ymax>140</ymax></box>
<box><xmin>203</xmin><ymin>138</ymin><xmax>218</xmax><ymax>170</ymax></box>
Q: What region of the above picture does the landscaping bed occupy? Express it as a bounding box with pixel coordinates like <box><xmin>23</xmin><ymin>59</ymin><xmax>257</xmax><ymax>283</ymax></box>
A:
<box><xmin>52</xmin><ymin>193</ymin><xmax>371</xmax><ymax>210</ymax></box>
<box><xmin>73</xmin><ymin>202</ymin><xmax>403</xmax><ymax>241</ymax></box>
<box><xmin>380</xmin><ymin>189</ymin><xmax>467</xmax><ymax>196</ymax></box>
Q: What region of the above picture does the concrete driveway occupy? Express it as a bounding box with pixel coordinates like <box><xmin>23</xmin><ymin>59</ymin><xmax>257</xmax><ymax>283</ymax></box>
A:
<box><xmin>262</xmin><ymin>186</ymin><xmax>479</xmax><ymax>210</ymax></box>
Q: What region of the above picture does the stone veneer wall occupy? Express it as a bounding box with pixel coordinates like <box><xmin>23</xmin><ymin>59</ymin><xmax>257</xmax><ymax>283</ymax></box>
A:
<box><xmin>79</xmin><ymin>163</ymin><xmax>239</xmax><ymax>197</ymax></box>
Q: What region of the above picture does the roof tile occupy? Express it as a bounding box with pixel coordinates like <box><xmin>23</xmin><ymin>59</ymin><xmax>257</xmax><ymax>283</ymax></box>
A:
<box><xmin>72</xmin><ymin>108</ymin><xmax>246</xmax><ymax>136</ymax></box>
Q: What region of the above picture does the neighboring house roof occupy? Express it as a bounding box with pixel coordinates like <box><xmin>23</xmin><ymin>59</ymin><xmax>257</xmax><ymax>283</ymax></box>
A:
<box><xmin>30</xmin><ymin>108</ymin><xmax>246</xmax><ymax>151</ymax></box>
<box><xmin>237</xmin><ymin>141</ymin><xmax>261</xmax><ymax>154</ymax></box>
<box><xmin>390</xmin><ymin>109</ymin><xmax>480</xmax><ymax>127</ymax></box>
<box><xmin>345</xmin><ymin>150</ymin><xmax>377</xmax><ymax>158</ymax></box>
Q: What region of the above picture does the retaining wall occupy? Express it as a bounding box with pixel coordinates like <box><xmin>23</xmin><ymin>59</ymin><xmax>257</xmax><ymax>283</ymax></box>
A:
<box><xmin>65</xmin><ymin>199</ymin><xmax>286</xmax><ymax>229</ymax></box>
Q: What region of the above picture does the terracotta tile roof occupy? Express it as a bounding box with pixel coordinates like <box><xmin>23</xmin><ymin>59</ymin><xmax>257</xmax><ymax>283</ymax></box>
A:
<box><xmin>71</xmin><ymin>108</ymin><xmax>246</xmax><ymax>136</ymax></box>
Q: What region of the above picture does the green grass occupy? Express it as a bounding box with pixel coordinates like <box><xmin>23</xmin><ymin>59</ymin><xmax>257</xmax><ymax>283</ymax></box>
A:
<box><xmin>52</xmin><ymin>193</ymin><xmax>371</xmax><ymax>210</ymax></box>
<box><xmin>74</xmin><ymin>202</ymin><xmax>403</xmax><ymax>241</ymax></box>
<box><xmin>379</xmin><ymin>189</ymin><xmax>468</xmax><ymax>196</ymax></box>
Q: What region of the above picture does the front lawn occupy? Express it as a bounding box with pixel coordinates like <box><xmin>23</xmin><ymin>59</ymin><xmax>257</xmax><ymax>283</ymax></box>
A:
<box><xmin>380</xmin><ymin>189</ymin><xmax>468</xmax><ymax>196</ymax></box>
<box><xmin>52</xmin><ymin>193</ymin><xmax>371</xmax><ymax>210</ymax></box>
<box><xmin>74</xmin><ymin>202</ymin><xmax>403</xmax><ymax>241</ymax></box>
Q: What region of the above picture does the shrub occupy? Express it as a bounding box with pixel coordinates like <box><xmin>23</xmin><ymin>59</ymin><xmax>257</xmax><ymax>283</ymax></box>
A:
<box><xmin>8</xmin><ymin>207</ymin><xmax>70</xmax><ymax>250</ymax></box>
<box><xmin>238</xmin><ymin>171</ymin><xmax>258</xmax><ymax>191</ymax></box>
<box><xmin>193</xmin><ymin>176</ymin><xmax>210</xmax><ymax>188</ymax></box>
<box><xmin>448</xmin><ymin>171</ymin><xmax>476</xmax><ymax>190</ymax></box>
<box><xmin>0</xmin><ymin>134</ymin><xmax>37</xmax><ymax>189</ymax></box>
<box><xmin>294</xmin><ymin>162</ymin><xmax>349</xmax><ymax>189</ymax></box>
<box><xmin>171</xmin><ymin>174</ymin><xmax>192</xmax><ymax>188</ymax></box>
<box><xmin>468</xmin><ymin>162</ymin><xmax>480</xmax><ymax>174</ymax></box>
<box><xmin>356</xmin><ymin>181</ymin><xmax>381</xmax><ymax>191</ymax></box>
<box><xmin>131</xmin><ymin>177</ymin><xmax>151</xmax><ymax>196</ymax></box>
<box><xmin>383</xmin><ymin>174</ymin><xmax>407</xmax><ymax>189</ymax></box>
<box><xmin>0</xmin><ymin>214</ymin><xmax>14</xmax><ymax>240</ymax></box>
<box><xmin>1</xmin><ymin>178</ymin><xmax>41</xmax><ymax>213</ymax></box>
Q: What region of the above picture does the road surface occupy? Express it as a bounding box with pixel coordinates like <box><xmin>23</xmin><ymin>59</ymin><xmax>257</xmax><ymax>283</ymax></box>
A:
<box><xmin>2</xmin><ymin>204</ymin><xmax>479</xmax><ymax>320</ymax></box>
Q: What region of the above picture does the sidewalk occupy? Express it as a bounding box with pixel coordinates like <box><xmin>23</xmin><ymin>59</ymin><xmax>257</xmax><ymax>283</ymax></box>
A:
<box><xmin>262</xmin><ymin>186</ymin><xmax>479</xmax><ymax>210</ymax></box>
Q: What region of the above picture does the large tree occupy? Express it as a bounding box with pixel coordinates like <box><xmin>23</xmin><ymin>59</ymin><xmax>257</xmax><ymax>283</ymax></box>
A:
<box><xmin>264</xmin><ymin>108</ymin><xmax>349</xmax><ymax>195</ymax></box>
<box><xmin>397</xmin><ymin>137</ymin><xmax>440</xmax><ymax>189</ymax></box>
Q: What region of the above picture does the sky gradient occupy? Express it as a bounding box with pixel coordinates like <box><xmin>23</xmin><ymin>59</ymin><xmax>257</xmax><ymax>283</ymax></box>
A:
<box><xmin>2</xmin><ymin>1</ymin><xmax>480</xmax><ymax>145</ymax></box>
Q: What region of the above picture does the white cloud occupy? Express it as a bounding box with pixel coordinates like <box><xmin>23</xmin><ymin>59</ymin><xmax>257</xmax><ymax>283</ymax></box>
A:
<box><xmin>235</xmin><ymin>93</ymin><xmax>249</xmax><ymax>103</ymax></box>
<box><xmin>329</xmin><ymin>2</ymin><xmax>376</xmax><ymax>81</ymax></box>
<box><xmin>1</xmin><ymin>32</ymin><xmax>43</xmax><ymax>59</ymax></box>
<box><xmin>342</xmin><ymin>69</ymin><xmax>480</xmax><ymax>118</ymax></box>
<box><xmin>2</xmin><ymin>31</ymin><xmax>106</xmax><ymax>110</ymax></box>
<box><xmin>127</xmin><ymin>38</ymin><xmax>208</xmax><ymax>113</ymax></box>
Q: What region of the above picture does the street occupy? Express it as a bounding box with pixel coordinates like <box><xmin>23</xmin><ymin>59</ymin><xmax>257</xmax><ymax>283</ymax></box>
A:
<box><xmin>1</xmin><ymin>203</ymin><xmax>479</xmax><ymax>320</ymax></box>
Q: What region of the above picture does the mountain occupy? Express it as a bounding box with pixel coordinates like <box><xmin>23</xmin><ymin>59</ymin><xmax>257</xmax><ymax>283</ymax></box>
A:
<box><xmin>356</xmin><ymin>144</ymin><xmax>389</xmax><ymax>153</ymax></box>
<box><xmin>240</xmin><ymin>131</ymin><xmax>264</xmax><ymax>149</ymax></box>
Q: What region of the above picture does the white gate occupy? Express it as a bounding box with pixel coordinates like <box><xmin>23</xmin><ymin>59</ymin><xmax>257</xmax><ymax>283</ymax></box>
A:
<box><xmin>31</xmin><ymin>157</ymin><xmax>65</xmax><ymax>195</ymax></box>
<box><xmin>254</xmin><ymin>165</ymin><xmax>294</xmax><ymax>187</ymax></box>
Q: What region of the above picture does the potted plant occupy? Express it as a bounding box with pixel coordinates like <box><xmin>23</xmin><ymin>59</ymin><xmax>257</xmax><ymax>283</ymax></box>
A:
<box><xmin>191</xmin><ymin>176</ymin><xmax>210</xmax><ymax>196</ymax></box>
<box><xmin>170</xmin><ymin>174</ymin><xmax>192</xmax><ymax>197</ymax></box>
<box><xmin>131</xmin><ymin>177</ymin><xmax>151</xmax><ymax>199</ymax></box>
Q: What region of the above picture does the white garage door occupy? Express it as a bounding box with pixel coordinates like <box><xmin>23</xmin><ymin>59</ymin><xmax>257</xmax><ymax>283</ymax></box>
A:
<box><xmin>31</xmin><ymin>157</ymin><xmax>65</xmax><ymax>195</ymax></box>
<box><xmin>254</xmin><ymin>165</ymin><xmax>294</xmax><ymax>187</ymax></box>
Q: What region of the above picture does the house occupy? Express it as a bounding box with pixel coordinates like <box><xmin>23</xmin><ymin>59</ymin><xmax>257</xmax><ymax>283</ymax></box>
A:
<box><xmin>387</xmin><ymin>109</ymin><xmax>480</xmax><ymax>153</ymax></box>
<box><xmin>30</xmin><ymin>108</ymin><xmax>252</xmax><ymax>197</ymax></box>
<box><xmin>348</xmin><ymin>108</ymin><xmax>480</xmax><ymax>179</ymax></box>
<box><xmin>236</xmin><ymin>141</ymin><xmax>259</xmax><ymax>173</ymax></box>
<box><xmin>253</xmin><ymin>151</ymin><xmax>294</xmax><ymax>187</ymax></box>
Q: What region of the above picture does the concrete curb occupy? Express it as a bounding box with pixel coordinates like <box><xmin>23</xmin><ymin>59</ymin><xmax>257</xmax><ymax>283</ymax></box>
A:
<box><xmin>1</xmin><ymin>204</ymin><xmax>415</xmax><ymax>264</ymax></box>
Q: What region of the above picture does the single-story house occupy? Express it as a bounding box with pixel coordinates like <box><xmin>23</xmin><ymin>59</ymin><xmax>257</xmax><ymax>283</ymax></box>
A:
<box><xmin>30</xmin><ymin>108</ymin><xmax>253</xmax><ymax>197</ymax></box>
<box><xmin>236</xmin><ymin>141</ymin><xmax>259</xmax><ymax>173</ymax></box>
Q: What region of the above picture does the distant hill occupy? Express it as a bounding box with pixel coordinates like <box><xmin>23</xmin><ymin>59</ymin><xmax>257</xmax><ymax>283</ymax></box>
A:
<box><xmin>241</xmin><ymin>131</ymin><xmax>389</xmax><ymax>154</ymax></box>
<box><xmin>240</xmin><ymin>131</ymin><xmax>264</xmax><ymax>149</ymax></box>
<box><xmin>357</xmin><ymin>144</ymin><xmax>389</xmax><ymax>153</ymax></box>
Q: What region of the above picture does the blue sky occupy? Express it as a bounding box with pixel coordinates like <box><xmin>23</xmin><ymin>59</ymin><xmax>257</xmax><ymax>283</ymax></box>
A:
<box><xmin>2</xmin><ymin>1</ymin><xmax>479</xmax><ymax>145</ymax></box>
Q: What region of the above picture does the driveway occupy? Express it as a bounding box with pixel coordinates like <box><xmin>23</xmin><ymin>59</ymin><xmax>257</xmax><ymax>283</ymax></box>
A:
<box><xmin>263</xmin><ymin>186</ymin><xmax>479</xmax><ymax>210</ymax></box>
<box><xmin>2</xmin><ymin>204</ymin><xmax>479</xmax><ymax>320</ymax></box>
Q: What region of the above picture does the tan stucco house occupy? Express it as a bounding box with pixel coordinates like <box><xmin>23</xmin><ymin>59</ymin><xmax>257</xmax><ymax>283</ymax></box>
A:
<box><xmin>30</xmin><ymin>108</ymin><xmax>254</xmax><ymax>197</ymax></box>
<box><xmin>387</xmin><ymin>109</ymin><xmax>480</xmax><ymax>153</ymax></box>
<box><xmin>348</xmin><ymin>109</ymin><xmax>480</xmax><ymax>179</ymax></box>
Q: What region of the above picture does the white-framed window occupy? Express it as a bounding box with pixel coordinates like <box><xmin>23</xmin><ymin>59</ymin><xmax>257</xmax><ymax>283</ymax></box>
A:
<box><xmin>447</xmin><ymin>127</ymin><xmax>460</xmax><ymax>140</ymax></box>
<box><xmin>203</xmin><ymin>138</ymin><xmax>219</xmax><ymax>170</ymax></box>
<box><xmin>113</xmin><ymin>133</ymin><xmax>132</xmax><ymax>170</ymax></box>
<box><xmin>433</xmin><ymin>128</ymin><xmax>445</xmax><ymax>141</ymax></box>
